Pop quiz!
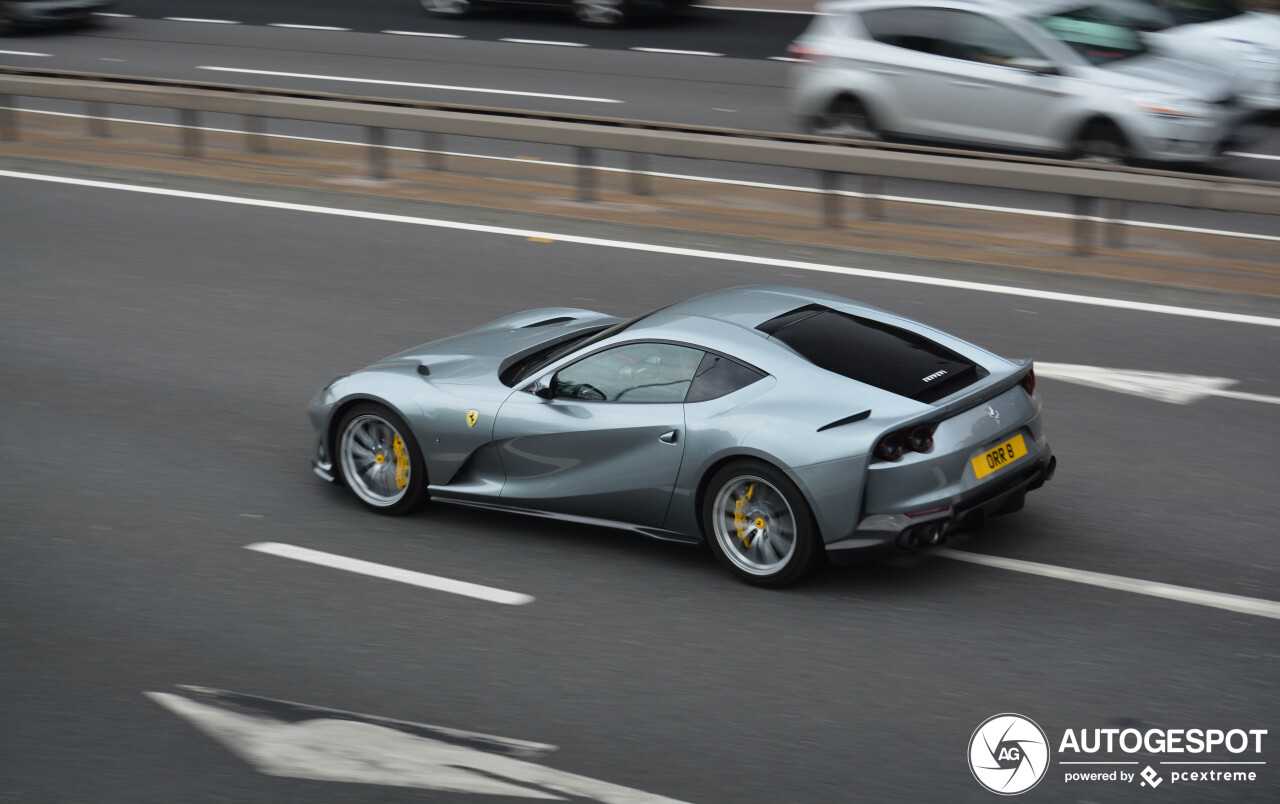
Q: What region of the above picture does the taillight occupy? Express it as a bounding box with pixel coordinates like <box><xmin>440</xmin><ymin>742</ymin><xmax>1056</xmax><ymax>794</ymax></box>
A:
<box><xmin>1020</xmin><ymin>369</ymin><xmax>1036</xmax><ymax>397</ymax></box>
<box><xmin>875</xmin><ymin>424</ymin><xmax>936</xmax><ymax>462</ymax></box>
<box><xmin>786</xmin><ymin>43</ymin><xmax>826</xmax><ymax>63</ymax></box>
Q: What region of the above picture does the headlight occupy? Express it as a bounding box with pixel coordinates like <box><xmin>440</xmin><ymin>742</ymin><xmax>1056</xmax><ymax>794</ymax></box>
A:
<box><xmin>1125</xmin><ymin>94</ymin><xmax>1213</xmax><ymax>119</ymax></box>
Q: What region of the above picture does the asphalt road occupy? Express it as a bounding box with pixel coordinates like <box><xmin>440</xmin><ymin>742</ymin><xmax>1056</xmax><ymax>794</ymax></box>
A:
<box><xmin>2</xmin><ymin>164</ymin><xmax>1277</xmax><ymax>803</ymax></box>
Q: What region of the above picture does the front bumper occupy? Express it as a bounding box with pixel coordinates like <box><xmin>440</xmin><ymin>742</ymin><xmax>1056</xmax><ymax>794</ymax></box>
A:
<box><xmin>825</xmin><ymin>445</ymin><xmax>1055</xmax><ymax>564</ymax></box>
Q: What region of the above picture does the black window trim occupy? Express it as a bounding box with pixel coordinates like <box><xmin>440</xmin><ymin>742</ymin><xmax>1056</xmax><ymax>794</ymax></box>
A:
<box><xmin>523</xmin><ymin>338</ymin><xmax>769</xmax><ymax>405</ymax></box>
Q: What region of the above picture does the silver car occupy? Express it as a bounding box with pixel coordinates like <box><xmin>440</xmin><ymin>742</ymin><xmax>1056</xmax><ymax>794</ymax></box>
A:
<box><xmin>309</xmin><ymin>286</ymin><xmax>1055</xmax><ymax>587</ymax></box>
<box><xmin>0</xmin><ymin>0</ymin><xmax>113</xmax><ymax>33</ymax></box>
<box><xmin>789</xmin><ymin>0</ymin><xmax>1244</xmax><ymax>164</ymax></box>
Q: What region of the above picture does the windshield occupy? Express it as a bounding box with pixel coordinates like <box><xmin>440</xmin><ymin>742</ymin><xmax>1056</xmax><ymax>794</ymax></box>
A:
<box><xmin>504</xmin><ymin>306</ymin><xmax>670</xmax><ymax>387</ymax></box>
<box><xmin>1035</xmin><ymin>5</ymin><xmax>1149</xmax><ymax>65</ymax></box>
<box><xmin>1151</xmin><ymin>0</ymin><xmax>1244</xmax><ymax>25</ymax></box>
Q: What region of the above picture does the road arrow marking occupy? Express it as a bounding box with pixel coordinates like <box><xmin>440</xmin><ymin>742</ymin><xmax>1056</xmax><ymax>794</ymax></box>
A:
<box><xmin>147</xmin><ymin>686</ymin><xmax>695</xmax><ymax>803</ymax></box>
<box><xmin>1036</xmin><ymin>363</ymin><xmax>1280</xmax><ymax>405</ymax></box>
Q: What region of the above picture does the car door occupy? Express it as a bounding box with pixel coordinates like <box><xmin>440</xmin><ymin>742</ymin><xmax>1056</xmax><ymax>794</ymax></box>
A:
<box><xmin>492</xmin><ymin>341</ymin><xmax>703</xmax><ymax>527</ymax></box>
<box><xmin>931</xmin><ymin>9</ymin><xmax>1066</xmax><ymax>151</ymax></box>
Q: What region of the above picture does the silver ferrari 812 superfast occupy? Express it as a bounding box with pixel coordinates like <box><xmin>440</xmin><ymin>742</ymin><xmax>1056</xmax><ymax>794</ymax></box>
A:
<box><xmin>310</xmin><ymin>286</ymin><xmax>1055</xmax><ymax>586</ymax></box>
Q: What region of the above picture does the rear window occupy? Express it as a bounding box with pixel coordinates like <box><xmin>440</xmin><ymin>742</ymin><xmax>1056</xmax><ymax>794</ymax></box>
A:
<box><xmin>758</xmin><ymin>305</ymin><xmax>986</xmax><ymax>404</ymax></box>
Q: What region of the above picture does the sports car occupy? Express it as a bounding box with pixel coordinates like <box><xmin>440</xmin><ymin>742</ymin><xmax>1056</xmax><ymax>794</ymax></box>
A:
<box><xmin>309</xmin><ymin>286</ymin><xmax>1055</xmax><ymax>586</ymax></box>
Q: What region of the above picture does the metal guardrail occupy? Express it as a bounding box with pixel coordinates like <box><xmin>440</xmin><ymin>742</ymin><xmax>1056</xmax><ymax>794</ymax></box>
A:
<box><xmin>2</xmin><ymin>67</ymin><xmax>1278</xmax><ymax>254</ymax></box>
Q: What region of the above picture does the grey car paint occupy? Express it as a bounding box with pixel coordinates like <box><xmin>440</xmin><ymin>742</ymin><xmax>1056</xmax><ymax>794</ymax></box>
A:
<box><xmin>310</xmin><ymin>286</ymin><xmax>1054</xmax><ymax>564</ymax></box>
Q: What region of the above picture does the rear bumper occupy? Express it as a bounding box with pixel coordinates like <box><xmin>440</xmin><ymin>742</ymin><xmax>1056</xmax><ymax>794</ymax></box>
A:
<box><xmin>825</xmin><ymin>445</ymin><xmax>1055</xmax><ymax>564</ymax></box>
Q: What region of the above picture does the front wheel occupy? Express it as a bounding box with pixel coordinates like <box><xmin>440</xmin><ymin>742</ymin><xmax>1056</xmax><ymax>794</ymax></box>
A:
<box><xmin>421</xmin><ymin>0</ymin><xmax>471</xmax><ymax>18</ymax></box>
<box><xmin>702</xmin><ymin>461</ymin><xmax>820</xmax><ymax>587</ymax></box>
<box><xmin>336</xmin><ymin>403</ymin><xmax>428</xmax><ymax>515</ymax></box>
<box><xmin>1071</xmin><ymin>121</ymin><xmax>1131</xmax><ymax>166</ymax></box>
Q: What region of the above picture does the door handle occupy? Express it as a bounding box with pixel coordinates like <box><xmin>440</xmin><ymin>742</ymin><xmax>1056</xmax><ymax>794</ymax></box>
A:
<box><xmin>659</xmin><ymin>430</ymin><xmax>679</xmax><ymax>444</ymax></box>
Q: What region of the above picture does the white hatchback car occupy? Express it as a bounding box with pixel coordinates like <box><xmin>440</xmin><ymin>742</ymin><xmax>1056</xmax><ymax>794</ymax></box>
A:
<box><xmin>788</xmin><ymin>0</ymin><xmax>1247</xmax><ymax>164</ymax></box>
<box><xmin>1104</xmin><ymin>0</ymin><xmax>1280</xmax><ymax>114</ymax></box>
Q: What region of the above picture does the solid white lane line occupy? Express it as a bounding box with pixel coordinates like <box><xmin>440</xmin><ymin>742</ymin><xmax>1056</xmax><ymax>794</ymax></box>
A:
<box><xmin>500</xmin><ymin>38</ymin><xmax>588</xmax><ymax>47</ymax></box>
<box><xmin>195</xmin><ymin>66</ymin><xmax>622</xmax><ymax>104</ymax></box>
<box><xmin>382</xmin><ymin>30</ymin><xmax>465</xmax><ymax>38</ymax></box>
<box><xmin>163</xmin><ymin>17</ymin><xmax>239</xmax><ymax>24</ymax></box>
<box><xmin>630</xmin><ymin>47</ymin><xmax>722</xmax><ymax>56</ymax></box>
<box><xmin>1</xmin><ymin>169</ymin><xmax>1276</xmax><ymax>328</ymax></box>
<box><xmin>246</xmin><ymin>542</ymin><xmax>534</xmax><ymax>605</ymax></box>
<box><xmin>935</xmin><ymin>548</ymin><xmax>1280</xmax><ymax>621</ymax></box>
<box><xmin>1213</xmin><ymin>389</ymin><xmax>1280</xmax><ymax>405</ymax></box>
<box><xmin>0</xmin><ymin>50</ymin><xmax>52</xmax><ymax>57</ymax></box>
<box><xmin>6</xmin><ymin>106</ymin><xmax>1280</xmax><ymax>245</ymax></box>
<box><xmin>267</xmin><ymin>23</ymin><xmax>351</xmax><ymax>31</ymax></box>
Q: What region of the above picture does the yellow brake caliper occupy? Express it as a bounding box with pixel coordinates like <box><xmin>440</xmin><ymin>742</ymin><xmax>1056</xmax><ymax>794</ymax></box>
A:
<box><xmin>392</xmin><ymin>433</ymin><xmax>410</xmax><ymax>490</ymax></box>
<box><xmin>734</xmin><ymin>484</ymin><xmax>755</xmax><ymax>548</ymax></box>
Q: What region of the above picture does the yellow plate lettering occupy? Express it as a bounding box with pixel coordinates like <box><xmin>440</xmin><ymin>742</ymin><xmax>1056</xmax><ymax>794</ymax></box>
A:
<box><xmin>971</xmin><ymin>433</ymin><xmax>1027</xmax><ymax>480</ymax></box>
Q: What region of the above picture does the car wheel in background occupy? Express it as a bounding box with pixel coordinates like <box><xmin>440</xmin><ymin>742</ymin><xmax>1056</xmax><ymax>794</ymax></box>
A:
<box><xmin>1072</xmin><ymin>120</ymin><xmax>1131</xmax><ymax>165</ymax></box>
<box><xmin>573</xmin><ymin>0</ymin><xmax>627</xmax><ymax>27</ymax></box>
<box><xmin>336</xmin><ymin>403</ymin><xmax>428</xmax><ymax>515</ymax></box>
<box><xmin>703</xmin><ymin>460</ymin><xmax>820</xmax><ymax>587</ymax></box>
<box><xmin>813</xmin><ymin>95</ymin><xmax>880</xmax><ymax>140</ymax></box>
<box><xmin>421</xmin><ymin>0</ymin><xmax>471</xmax><ymax>18</ymax></box>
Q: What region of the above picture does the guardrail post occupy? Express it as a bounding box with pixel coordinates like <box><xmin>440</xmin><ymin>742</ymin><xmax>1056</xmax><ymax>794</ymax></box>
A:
<box><xmin>0</xmin><ymin>95</ymin><xmax>15</xmax><ymax>142</ymax></box>
<box><xmin>629</xmin><ymin>152</ymin><xmax>651</xmax><ymax>197</ymax></box>
<box><xmin>87</xmin><ymin>101</ymin><xmax>108</xmax><ymax>138</ymax></box>
<box><xmin>820</xmin><ymin>171</ymin><xmax>841</xmax><ymax>228</ymax></box>
<box><xmin>245</xmin><ymin>115</ymin><xmax>267</xmax><ymax>154</ymax></box>
<box><xmin>1104</xmin><ymin>198</ymin><xmax>1126</xmax><ymax>249</ymax></box>
<box><xmin>422</xmin><ymin>132</ymin><xmax>445</xmax><ymax>171</ymax></box>
<box><xmin>368</xmin><ymin>126</ymin><xmax>388</xmax><ymax>180</ymax></box>
<box><xmin>1073</xmin><ymin>196</ymin><xmax>1094</xmax><ymax>255</ymax></box>
<box><xmin>179</xmin><ymin>109</ymin><xmax>201</xmax><ymax>158</ymax></box>
<box><xmin>862</xmin><ymin>175</ymin><xmax>884</xmax><ymax>221</ymax></box>
<box><xmin>576</xmin><ymin>146</ymin><xmax>597</xmax><ymax>202</ymax></box>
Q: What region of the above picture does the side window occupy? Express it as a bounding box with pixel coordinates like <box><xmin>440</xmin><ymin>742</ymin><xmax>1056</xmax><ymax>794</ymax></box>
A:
<box><xmin>553</xmin><ymin>343</ymin><xmax>704</xmax><ymax>403</ymax></box>
<box><xmin>860</xmin><ymin>7</ymin><xmax>949</xmax><ymax>56</ymax></box>
<box><xmin>945</xmin><ymin>10</ymin><xmax>1043</xmax><ymax>65</ymax></box>
<box><xmin>686</xmin><ymin>353</ymin><xmax>766</xmax><ymax>403</ymax></box>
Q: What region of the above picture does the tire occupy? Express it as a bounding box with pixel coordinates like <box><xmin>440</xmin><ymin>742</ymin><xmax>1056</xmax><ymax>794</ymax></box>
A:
<box><xmin>335</xmin><ymin>403</ymin><xmax>428</xmax><ymax>515</ymax></box>
<box><xmin>1071</xmin><ymin>120</ymin><xmax>1131</xmax><ymax>166</ymax></box>
<box><xmin>702</xmin><ymin>460</ymin><xmax>820</xmax><ymax>587</ymax></box>
<box><xmin>812</xmin><ymin>96</ymin><xmax>880</xmax><ymax>140</ymax></box>
<box><xmin>573</xmin><ymin>0</ymin><xmax>627</xmax><ymax>27</ymax></box>
<box><xmin>420</xmin><ymin>0</ymin><xmax>471</xmax><ymax>18</ymax></box>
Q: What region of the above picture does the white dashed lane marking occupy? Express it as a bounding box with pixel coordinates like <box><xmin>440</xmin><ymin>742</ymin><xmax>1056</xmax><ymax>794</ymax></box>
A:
<box><xmin>246</xmin><ymin>542</ymin><xmax>535</xmax><ymax>605</ymax></box>
<box><xmin>382</xmin><ymin>30</ymin><xmax>465</xmax><ymax>38</ymax></box>
<box><xmin>267</xmin><ymin>23</ymin><xmax>351</xmax><ymax>31</ymax></box>
<box><xmin>162</xmin><ymin>17</ymin><xmax>240</xmax><ymax>24</ymax></box>
<box><xmin>500</xmin><ymin>38</ymin><xmax>589</xmax><ymax>47</ymax></box>
<box><xmin>936</xmin><ymin>549</ymin><xmax>1280</xmax><ymax>620</ymax></box>
<box><xmin>630</xmin><ymin>47</ymin><xmax>722</xmax><ymax>56</ymax></box>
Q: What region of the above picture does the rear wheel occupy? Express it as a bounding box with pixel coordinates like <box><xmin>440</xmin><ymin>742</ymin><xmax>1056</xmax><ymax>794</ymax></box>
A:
<box><xmin>1072</xmin><ymin>120</ymin><xmax>1131</xmax><ymax>165</ymax></box>
<box><xmin>421</xmin><ymin>0</ymin><xmax>471</xmax><ymax>18</ymax></box>
<box><xmin>813</xmin><ymin>96</ymin><xmax>880</xmax><ymax>140</ymax></box>
<box><xmin>336</xmin><ymin>403</ymin><xmax>428</xmax><ymax>515</ymax></box>
<box><xmin>702</xmin><ymin>460</ymin><xmax>820</xmax><ymax>587</ymax></box>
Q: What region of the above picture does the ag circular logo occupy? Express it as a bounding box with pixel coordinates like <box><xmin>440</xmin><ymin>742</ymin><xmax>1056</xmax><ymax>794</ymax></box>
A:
<box><xmin>968</xmin><ymin>714</ymin><xmax>1050</xmax><ymax>795</ymax></box>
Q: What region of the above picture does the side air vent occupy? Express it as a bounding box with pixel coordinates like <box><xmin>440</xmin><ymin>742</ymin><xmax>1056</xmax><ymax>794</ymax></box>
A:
<box><xmin>522</xmin><ymin>316</ymin><xmax>576</xmax><ymax>328</ymax></box>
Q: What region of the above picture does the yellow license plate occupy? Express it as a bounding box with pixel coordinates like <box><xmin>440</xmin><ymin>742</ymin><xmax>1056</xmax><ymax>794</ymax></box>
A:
<box><xmin>971</xmin><ymin>433</ymin><xmax>1027</xmax><ymax>480</ymax></box>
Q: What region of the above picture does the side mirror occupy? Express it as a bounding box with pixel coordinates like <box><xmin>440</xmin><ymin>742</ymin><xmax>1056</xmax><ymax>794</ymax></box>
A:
<box><xmin>1008</xmin><ymin>57</ymin><xmax>1060</xmax><ymax>76</ymax></box>
<box><xmin>530</xmin><ymin>377</ymin><xmax>556</xmax><ymax>400</ymax></box>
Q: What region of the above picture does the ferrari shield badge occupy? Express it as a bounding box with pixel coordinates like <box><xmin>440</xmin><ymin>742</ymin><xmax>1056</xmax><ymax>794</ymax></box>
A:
<box><xmin>466</xmin><ymin>409</ymin><xmax>479</xmax><ymax>428</ymax></box>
